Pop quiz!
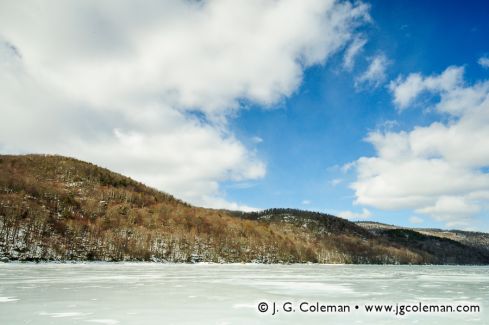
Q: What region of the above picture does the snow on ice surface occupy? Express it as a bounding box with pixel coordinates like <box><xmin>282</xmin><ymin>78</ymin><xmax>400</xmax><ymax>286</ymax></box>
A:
<box><xmin>0</xmin><ymin>263</ymin><xmax>488</xmax><ymax>324</ymax></box>
<box><xmin>86</xmin><ymin>320</ymin><xmax>120</xmax><ymax>324</ymax></box>
<box><xmin>39</xmin><ymin>312</ymin><xmax>87</xmax><ymax>318</ymax></box>
<box><xmin>0</xmin><ymin>296</ymin><xmax>19</xmax><ymax>302</ymax></box>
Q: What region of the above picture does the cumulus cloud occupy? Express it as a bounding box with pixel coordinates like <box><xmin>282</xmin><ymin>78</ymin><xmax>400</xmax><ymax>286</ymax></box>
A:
<box><xmin>355</xmin><ymin>53</ymin><xmax>389</xmax><ymax>88</ymax></box>
<box><xmin>416</xmin><ymin>196</ymin><xmax>480</xmax><ymax>227</ymax></box>
<box><xmin>389</xmin><ymin>66</ymin><xmax>464</xmax><ymax>109</ymax></box>
<box><xmin>198</xmin><ymin>196</ymin><xmax>259</xmax><ymax>212</ymax></box>
<box><xmin>343</xmin><ymin>36</ymin><xmax>367</xmax><ymax>70</ymax></box>
<box><xmin>338</xmin><ymin>208</ymin><xmax>372</xmax><ymax>220</ymax></box>
<box><xmin>0</xmin><ymin>0</ymin><xmax>369</xmax><ymax>208</ymax></box>
<box><xmin>479</xmin><ymin>56</ymin><xmax>489</xmax><ymax>69</ymax></box>
<box><xmin>351</xmin><ymin>66</ymin><xmax>489</xmax><ymax>227</ymax></box>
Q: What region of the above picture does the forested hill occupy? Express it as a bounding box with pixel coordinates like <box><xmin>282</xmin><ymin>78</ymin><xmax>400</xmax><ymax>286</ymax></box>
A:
<box><xmin>1</xmin><ymin>154</ymin><xmax>488</xmax><ymax>264</ymax></box>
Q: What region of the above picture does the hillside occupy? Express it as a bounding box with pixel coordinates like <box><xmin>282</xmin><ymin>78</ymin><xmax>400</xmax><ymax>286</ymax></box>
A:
<box><xmin>357</xmin><ymin>221</ymin><xmax>489</xmax><ymax>251</ymax></box>
<box><xmin>1</xmin><ymin>154</ymin><xmax>488</xmax><ymax>264</ymax></box>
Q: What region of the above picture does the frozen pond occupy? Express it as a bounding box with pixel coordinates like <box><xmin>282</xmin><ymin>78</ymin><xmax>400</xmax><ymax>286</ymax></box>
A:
<box><xmin>0</xmin><ymin>263</ymin><xmax>487</xmax><ymax>324</ymax></box>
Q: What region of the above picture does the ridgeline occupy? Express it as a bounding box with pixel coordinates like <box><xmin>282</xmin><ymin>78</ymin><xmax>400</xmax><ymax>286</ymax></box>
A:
<box><xmin>1</xmin><ymin>154</ymin><xmax>488</xmax><ymax>264</ymax></box>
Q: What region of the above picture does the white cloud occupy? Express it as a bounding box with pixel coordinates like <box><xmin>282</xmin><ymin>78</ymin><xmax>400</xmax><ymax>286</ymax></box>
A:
<box><xmin>416</xmin><ymin>196</ymin><xmax>480</xmax><ymax>228</ymax></box>
<box><xmin>198</xmin><ymin>196</ymin><xmax>259</xmax><ymax>213</ymax></box>
<box><xmin>338</xmin><ymin>208</ymin><xmax>372</xmax><ymax>220</ymax></box>
<box><xmin>409</xmin><ymin>216</ymin><xmax>423</xmax><ymax>225</ymax></box>
<box><xmin>389</xmin><ymin>66</ymin><xmax>464</xmax><ymax>109</ymax></box>
<box><xmin>479</xmin><ymin>56</ymin><xmax>489</xmax><ymax>69</ymax></box>
<box><xmin>376</xmin><ymin>120</ymin><xmax>399</xmax><ymax>132</ymax></box>
<box><xmin>341</xmin><ymin>161</ymin><xmax>356</xmax><ymax>173</ymax></box>
<box><xmin>343</xmin><ymin>36</ymin><xmax>367</xmax><ymax>70</ymax></box>
<box><xmin>301</xmin><ymin>200</ymin><xmax>311</xmax><ymax>205</ymax></box>
<box><xmin>0</xmin><ymin>0</ymin><xmax>369</xmax><ymax>116</ymax></box>
<box><xmin>351</xmin><ymin>66</ymin><xmax>489</xmax><ymax>227</ymax></box>
<box><xmin>355</xmin><ymin>53</ymin><xmax>389</xmax><ymax>88</ymax></box>
<box><xmin>73</xmin><ymin>127</ymin><xmax>266</xmax><ymax>204</ymax></box>
<box><xmin>0</xmin><ymin>0</ymin><xmax>369</xmax><ymax>209</ymax></box>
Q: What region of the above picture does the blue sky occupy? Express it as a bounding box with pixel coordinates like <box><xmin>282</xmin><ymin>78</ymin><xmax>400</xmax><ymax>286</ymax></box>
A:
<box><xmin>1</xmin><ymin>0</ymin><xmax>489</xmax><ymax>230</ymax></box>
<box><xmin>225</xmin><ymin>0</ymin><xmax>489</xmax><ymax>230</ymax></box>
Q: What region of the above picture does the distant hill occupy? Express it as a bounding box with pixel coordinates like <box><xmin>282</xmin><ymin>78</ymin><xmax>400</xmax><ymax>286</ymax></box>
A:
<box><xmin>1</xmin><ymin>154</ymin><xmax>488</xmax><ymax>264</ymax></box>
<box><xmin>357</xmin><ymin>221</ymin><xmax>489</xmax><ymax>258</ymax></box>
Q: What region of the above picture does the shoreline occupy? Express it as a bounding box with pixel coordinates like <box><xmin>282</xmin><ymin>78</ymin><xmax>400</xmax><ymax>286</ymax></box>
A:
<box><xmin>1</xmin><ymin>260</ymin><xmax>488</xmax><ymax>267</ymax></box>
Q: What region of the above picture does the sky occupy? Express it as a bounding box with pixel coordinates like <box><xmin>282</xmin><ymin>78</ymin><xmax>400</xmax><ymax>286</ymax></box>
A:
<box><xmin>1</xmin><ymin>0</ymin><xmax>489</xmax><ymax>231</ymax></box>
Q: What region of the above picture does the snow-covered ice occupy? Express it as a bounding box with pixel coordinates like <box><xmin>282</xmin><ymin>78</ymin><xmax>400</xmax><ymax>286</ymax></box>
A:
<box><xmin>0</xmin><ymin>263</ymin><xmax>487</xmax><ymax>324</ymax></box>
